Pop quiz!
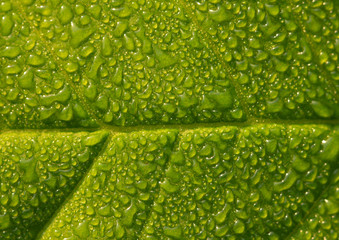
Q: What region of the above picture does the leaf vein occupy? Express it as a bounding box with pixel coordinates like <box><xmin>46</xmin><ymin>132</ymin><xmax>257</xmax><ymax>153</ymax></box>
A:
<box><xmin>35</xmin><ymin>131</ymin><xmax>113</xmax><ymax>240</ymax></box>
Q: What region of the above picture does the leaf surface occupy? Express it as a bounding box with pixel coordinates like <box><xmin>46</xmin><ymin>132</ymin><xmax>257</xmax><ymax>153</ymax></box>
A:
<box><xmin>40</xmin><ymin>125</ymin><xmax>339</xmax><ymax>239</ymax></box>
<box><xmin>0</xmin><ymin>130</ymin><xmax>108</xmax><ymax>239</ymax></box>
<box><xmin>0</xmin><ymin>0</ymin><xmax>338</xmax><ymax>239</ymax></box>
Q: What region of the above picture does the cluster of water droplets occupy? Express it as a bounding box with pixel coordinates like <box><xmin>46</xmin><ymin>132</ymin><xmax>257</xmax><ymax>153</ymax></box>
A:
<box><xmin>1</xmin><ymin>0</ymin><xmax>338</xmax><ymax>128</ymax></box>
<box><xmin>40</xmin><ymin>125</ymin><xmax>339</xmax><ymax>239</ymax></box>
<box><xmin>0</xmin><ymin>131</ymin><xmax>108</xmax><ymax>239</ymax></box>
<box><xmin>189</xmin><ymin>0</ymin><xmax>338</xmax><ymax>119</ymax></box>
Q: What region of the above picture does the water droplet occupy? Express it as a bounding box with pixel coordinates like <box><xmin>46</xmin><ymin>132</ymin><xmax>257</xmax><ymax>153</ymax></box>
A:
<box><xmin>233</xmin><ymin>219</ymin><xmax>245</xmax><ymax>234</ymax></box>
<box><xmin>170</xmin><ymin>151</ymin><xmax>184</xmax><ymax>165</ymax></box>
<box><xmin>209</xmin><ymin>5</ymin><xmax>233</xmax><ymax>23</ymax></box>
<box><xmin>113</xmin><ymin>21</ymin><xmax>128</xmax><ymax>37</ymax></box>
<box><xmin>88</xmin><ymin>5</ymin><xmax>101</xmax><ymax>19</ymax></box>
<box><xmin>214</xmin><ymin>204</ymin><xmax>231</xmax><ymax>224</ymax></box>
<box><xmin>273</xmin><ymin>169</ymin><xmax>298</xmax><ymax>192</ymax></box>
<box><xmin>27</xmin><ymin>54</ymin><xmax>46</xmax><ymax>66</ymax></box>
<box><xmin>80</xmin><ymin>45</ymin><xmax>95</xmax><ymax>58</ymax></box>
<box><xmin>163</xmin><ymin>226</ymin><xmax>182</xmax><ymax>239</ymax></box>
<box><xmin>84</xmin><ymin>81</ymin><xmax>98</xmax><ymax>101</ymax></box>
<box><xmin>0</xmin><ymin>214</ymin><xmax>11</xmax><ymax>230</ymax></box>
<box><xmin>101</xmin><ymin>36</ymin><xmax>113</xmax><ymax>57</ymax></box>
<box><xmin>65</xmin><ymin>62</ymin><xmax>79</xmax><ymax>73</ymax></box>
<box><xmin>40</xmin><ymin>85</ymin><xmax>71</xmax><ymax>106</ymax></box>
<box><xmin>324</xmin><ymin>199</ymin><xmax>339</xmax><ymax>215</ymax></box>
<box><xmin>266</xmin><ymin>98</ymin><xmax>283</xmax><ymax>113</ymax></box>
<box><xmin>39</xmin><ymin>106</ymin><xmax>57</xmax><ymax>120</ymax></box>
<box><xmin>153</xmin><ymin>45</ymin><xmax>177</xmax><ymax>68</ymax></box>
<box><xmin>160</xmin><ymin>179</ymin><xmax>179</xmax><ymax>193</ymax></box>
<box><xmin>320</xmin><ymin>134</ymin><xmax>339</xmax><ymax>161</ymax></box>
<box><xmin>291</xmin><ymin>155</ymin><xmax>310</xmax><ymax>172</ymax></box>
<box><xmin>228</xmin><ymin>36</ymin><xmax>238</xmax><ymax>48</ymax></box>
<box><xmin>265</xmin><ymin>4</ymin><xmax>280</xmax><ymax>16</ymax></box>
<box><xmin>18</xmin><ymin>69</ymin><xmax>34</xmax><ymax>89</ymax></box>
<box><xmin>98</xmin><ymin>204</ymin><xmax>112</xmax><ymax>216</ymax></box>
<box><xmin>1</xmin><ymin>46</ymin><xmax>21</xmax><ymax>58</ymax></box>
<box><xmin>70</xmin><ymin>22</ymin><xmax>94</xmax><ymax>48</ymax></box>
<box><xmin>57</xmin><ymin>104</ymin><xmax>73</xmax><ymax>121</ymax></box>
<box><xmin>4</xmin><ymin>64</ymin><xmax>21</xmax><ymax>74</ymax></box>
<box><xmin>199</xmin><ymin>144</ymin><xmax>213</xmax><ymax>157</ymax></box>
<box><xmin>1</xmin><ymin>14</ymin><xmax>14</xmax><ymax>36</ymax></box>
<box><xmin>122</xmin><ymin>202</ymin><xmax>137</xmax><ymax>227</ymax></box>
<box><xmin>112</xmin><ymin>6</ymin><xmax>132</xmax><ymax>18</ymax></box>
<box><xmin>305</xmin><ymin>14</ymin><xmax>321</xmax><ymax>33</ymax></box>
<box><xmin>74</xmin><ymin>221</ymin><xmax>89</xmax><ymax>238</ymax></box>
<box><xmin>86</xmin><ymin>206</ymin><xmax>95</xmax><ymax>215</ymax></box>
<box><xmin>215</xmin><ymin>225</ymin><xmax>228</xmax><ymax>237</ymax></box>
<box><xmin>266</xmin><ymin>139</ymin><xmax>277</xmax><ymax>153</ymax></box>
<box><xmin>123</xmin><ymin>33</ymin><xmax>135</xmax><ymax>51</ymax></box>
<box><xmin>19</xmin><ymin>157</ymin><xmax>38</xmax><ymax>183</ymax></box>
<box><xmin>0</xmin><ymin>1</ymin><xmax>12</xmax><ymax>12</ymax></box>
<box><xmin>115</xmin><ymin>221</ymin><xmax>125</xmax><ymax>239</ymax></box>
<box><xmin>310</xmin><ymin>101</ymin><xmax>334</xmax><ymax>118</ymax></box>
<box><xmin>84</xmin><ymin>131</ymin><xmax>108</xmax><ymax>146</ymax></box>
<box><xmin>207</xmin><ymin>90</ymin><xmax>234</xmax><ymax>109</ymax></box>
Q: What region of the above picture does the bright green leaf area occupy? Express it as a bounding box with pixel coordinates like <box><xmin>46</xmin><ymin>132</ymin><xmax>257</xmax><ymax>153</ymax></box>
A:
<box><xmin>0</xmin><ymin>0</ymin><xmax>338</xmax><ymax>239</ymax></box>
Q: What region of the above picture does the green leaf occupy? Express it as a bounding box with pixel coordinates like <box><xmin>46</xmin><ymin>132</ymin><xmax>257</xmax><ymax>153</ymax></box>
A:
<box><xmin>0</xmin><ymin>131</ymin><xmax>108</xmax><ymax>239</ymax></box>
<box><xmin>38</xmin><ymin>126</ymin><xmax>339</xmax><ymax>239</ymax></box>
<box><xmin>0</xmin><ymin>0</ymin><xmax>338</xmax><ymax>239</ymax></box>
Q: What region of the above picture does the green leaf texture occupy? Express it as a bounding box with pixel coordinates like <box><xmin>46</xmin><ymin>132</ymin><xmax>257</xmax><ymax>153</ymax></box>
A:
<box><xmin>0</xmin><ymin>0</ymin><xmax>338</xmax><ymax>239</ymax></box>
